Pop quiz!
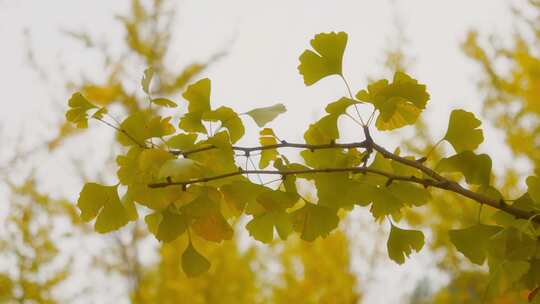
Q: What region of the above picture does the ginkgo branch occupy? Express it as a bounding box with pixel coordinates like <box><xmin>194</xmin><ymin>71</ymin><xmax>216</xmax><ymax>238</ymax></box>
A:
<box><xmin>151</xmin><ymin>126</ymin><xmax>539</xmax><ymax>222</ymax></box>
<box><xmin>171</xmin><ymin>141</ymin><xmax>370</xmax><ymax>157</ymax></box>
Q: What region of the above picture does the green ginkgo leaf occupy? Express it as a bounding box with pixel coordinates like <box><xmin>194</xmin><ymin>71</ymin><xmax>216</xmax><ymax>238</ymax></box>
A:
<box><xmin>202</xmin><ymin>106</ymin><xmax>245</xmax><ymax>143</ymax></box>
<box><xmin>152</xmin><ymin>98</ymin><xmax>178</xmax><ymax>108</ymax></box>
<box><xmin>291</xmin><ymin>204</ymin><xmax>339</xmax><ymax>241</ymax></box>
<box><xmin>166</xmin><ymin>133</ymin><xmax>198</xmax><ymax>151</ymax></box>
<box><xmin>66</xmin><ymin>92</ymin><xmax>97</xmax><ymax>128</ymax></box>
<box><xmin>387</xmin><ymin>224</ymin><xmax>425</xmax><ymax>264</ymax></box>
<box><xmin>245</xmin><ymin>103</ymin><xmax>286</xmax><ymax>127</ymax></box>
<box><xmin>77</xmin><ymin>183</ymin><xmax>129</xmax><ymax>233</ymax></box>
<box><xmin>298</xmin><ymin>32</ymin><xmax>348</xmax><ymax>85</ymax></box>
<box><xmin>444</xmin><ymin>109</ymin><xmax>484</xmax><ymax>153</ymax></box>
<box><xmin>155</xmin><ymin>209</ymin><xmax>188</xmax><ymax>242</ymax></box>
<box><xmin>246</xmin><ymin>211</ymin><xmax>293</xmax><ymax>243</ymax></box>
<box><xmin>259</xmin><ymin>128</ymin><xmax>279</xmax><ymax>168</ymax></box>
<box><xmin>183</xmin><ymin>78</ymin><xmax>211</xmax><ymax>114</ymax></box>
<box><xmin>158</xmin><ymin>158</ymin><xmax>202</xmax><ymax>181</ymax></box>
<box><xmin>325</xmin><ymin>97</ymin><xmax>361</xmax><ymax>115</ymax></box>
<box><xmin>526</xmin><ymin>176</ymin><xmax>540</xmax><ymax>203</ymax></box>
<box><xmin>117</xmin><ymin>112</ymin><xmax>176</xmax><ymax>146</ymax></box>
<box><xmin>182</xmin><ymin>243</ymin><xmax>211</xmax><ymax>277</ymax></box>
<box><xmin>449</xmin><ymin>224</ymin><xmax>502</xmax><ymax>265</ymax></box>
<box><xmin>141</xmin><ymin>67</ymin><xmax>154</xmax><ymax>94</ymax></box>
<box><xmin>356</xmin><ymin>72</ymin><xmax>429</xmax><ymax>131</ymax></box>
<box><xmin>436</xmin><ymin>151</ymin><xmax>492</xmax><ymax>185</ymax></box>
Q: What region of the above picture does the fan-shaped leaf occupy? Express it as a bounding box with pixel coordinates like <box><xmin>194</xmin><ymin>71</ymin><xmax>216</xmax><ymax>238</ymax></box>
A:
<box><xmin>245</xmin><ymin>103</ymin><xmax>286</xmax><ymax>127</ymax></box>
<box><xmin>387</xmin><ymin>224</ymin><xmax>425</xmax><ymax>264</ymax></box>
<box><xmin>298</xmin><ymin>32</ymin><xmax>347</xmax><ymax>85</ymax></box>
<box><xmin>182</xmin><ymin>244</ymin><xmax>211</xmax><ymax>277</ymax></box>
<box><xmin>444</xmin><ymin>109</ymin><xmax>484</xmax><ymax>152</ymax></box>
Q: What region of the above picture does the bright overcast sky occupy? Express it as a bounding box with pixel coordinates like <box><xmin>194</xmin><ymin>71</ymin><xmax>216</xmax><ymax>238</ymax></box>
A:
<box><xmin>0</xmin><ymin>0</ymin><xmax>521</xmax><ymax>302</ymax></box>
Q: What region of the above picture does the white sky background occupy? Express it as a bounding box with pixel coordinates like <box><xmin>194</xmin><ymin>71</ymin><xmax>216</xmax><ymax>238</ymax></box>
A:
<box><xmin>0</xmin><ymin>0</ymin><xmax>525</xmax><ymax>303</ymax></box>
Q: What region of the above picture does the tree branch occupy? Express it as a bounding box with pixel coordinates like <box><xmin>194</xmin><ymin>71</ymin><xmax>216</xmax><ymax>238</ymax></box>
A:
<box><xmin>148</xmin><ymin>126</ymin><xmax>539</xmax><ymax>222</ymax></box>
<box><xmin>171</xmin><ymin>141</ymin><xmax>369</xmax><ymax>157</ymax></box>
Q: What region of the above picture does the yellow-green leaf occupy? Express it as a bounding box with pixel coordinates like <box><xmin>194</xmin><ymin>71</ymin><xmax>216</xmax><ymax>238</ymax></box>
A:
<box><xmin>246</xmin><ymin>211</ymin><xmax>293</xmax><ymax>243</ymax></box>
<box><xmin>527</xmin><ymin>176</ymin><xmax>540</xmax><ymax>203</ymax></box>
<box><xmin>387</xmin><ymin>224</ymin><xmax>425</xmax><ymax>264</ymax></box>
<box><xmin>356</xmin><ymin>72</ymin><xmax>429</xmax><ymax>131</ymax></box>
<box><xmin>245</xmin><ymin>103</ymin><xmax>286</xmax><ymax>127</ymax></box>
<box><xmin>444</xmin><ymin>109</ymin><xmax>484</xmax><ymax>153</ymax></box>
<box><xmin>152</xmin><ymin>98</ymin><xmax>178</xmax><ymax>108</ymax></box>
<box><xmin>156</xmin><ymin>209</ymin><xmax>188</xmax><ymax>242</ymax></box>
<box><xmin>449</xmin><ymin>224</ymin><xmax>502</xmax><ymax>265</ymax></box>
<box><xmin>166</xmin><ymin>133</ymin><xmax>198</xmax><ymax>151</ymax></box>
<box><xmin>436</xmin><ymin>151</ymin><xmax>492</xmax><ymax>185</ymax></box>
<box><xmin>259</xmin><ymin>128</ymin><xmax>279</xmax><ymax>168</ymax></box>
<box><xmin>77</xmin><ymin>183</ymin><xmax>129</xmax><ymax>233</ymax></box>
<box><xmin>158</xmin><ymin>158</ymin><xmax>203</xmax><ymax>181</ymax></box>
<box><xmin>65</xmin><ymin>92</ymin><xmax>97</xmax><ymax>128</ymax></box>
<box><xmin>183</xmin><ymin>78</ymin><xmax>211</xmax><ymax>114</ymax></box>
<box><xmin>298</xmin><ymin>31</ymin><xmax>347</xmax><ymax>85</ymax></box>
<box><xmin>292</xmin><ymin>204</ymin><xmax>339</xmax><ymax>241</ymax></box>
<box><xmin>202</xmin><ymin>106</ymin><xmax>244</xmax><ymax>143</ymax></box>
<box><xmin>141</xmin><ymin>67</ymin><xmax>154</xmax><ymax>94</ymax></box>
<box><xmin>182</xmin><ymin>244</ymin><xmax>211</xmax><ymax>277</ymax></box>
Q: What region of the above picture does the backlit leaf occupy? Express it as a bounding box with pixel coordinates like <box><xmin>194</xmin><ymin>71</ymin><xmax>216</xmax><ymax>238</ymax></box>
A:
<box><xmin>259</xmin><ymin>128</ymin><xmax>279</xmax><ymax>168</ymax></box>
<box><xmin>444</xmin><ymin>109</ymin><xmax>484</xmax><ymax>152</ymax></box>
<box><xmin>156</xmin><ymin>209</ymin><xmax>188</xmax><ymax>242</ymax></box>
<box><xmin>65</xmin><ymin>92</ymin><xmax>97</xmax><ymax>128</ymax></box>
<box><xmin>245</xmin><ymin>103</ymin><xmax>286</xmax><ymax>127</ymax></box>
<box><xmin>152</xmin><ymin>98</ymin><xmax>177</xmax><ymax>108</ymax></box>
<box><xmin>202</xmin><ymin>106</ymin><xmax>245</xmax><ymax>143</ymax></box>
<box><xmin>387</xmin><ymin>224</ymin><xmax>425</xmax><ymax>264</ymax></box>
<box><xmin>436</xmin><ymin>151</ymin><xmax>492</xmax><ymax>185</ymax></box>
<box><xmin>77</xmin><ymin>183</ymin><xmax>129</xmax><ymax>233</ymax></box>
<box><xmin>158</xmin><ymin>158</ymin><xmax>203</xmax><ymax>181</ymax></box>
<box><xmin>449</xmin><ymin>224</ymin><xmax>502</xmax><ymax>265</ymax></box>
<box><xmin>192</xmin><ymin>212</ymin><xmax>233</xmax><ymax>242</ymax></box>
<box><xmin>246</xmin><ymin>211</ymin><xmax>293</xmax><ymax>243</ymax></box>
<box><xmin>141</xmin><ymin>67</ymin><xmax>154</xmax><ymax>94</ymax></box>
<box><xmin>356</xmin><ymin>72</ymin><xmax>429</xmax><ymax>130</ymax></box>
<box><xmin>292</xmin><ymin>204</ymin><xmax>339</xmax><ymax>241</ymax></box>
<box><xmin>298</xmin><ymin>32</ymin><xmax>347</xmax><ymax>85</ymax></box>
<box><xmin>526</xmin><ymin>176</ymin><xmax>540</xmax><ymax>203</ymax></box>
<box><xmin>182</xmin><ymin>244</ymin><xmax>211</xmax><ymax>277</ymax></box>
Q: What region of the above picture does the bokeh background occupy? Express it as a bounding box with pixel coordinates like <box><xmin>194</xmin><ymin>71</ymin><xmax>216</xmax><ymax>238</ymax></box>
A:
<box><xmin>1</xmin><ymin>0</ymin><xmax>538</xmax><ymax>303</ymax></box>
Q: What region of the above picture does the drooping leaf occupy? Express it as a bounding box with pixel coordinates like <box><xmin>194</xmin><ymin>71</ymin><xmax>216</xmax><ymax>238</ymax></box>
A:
<box><xmin>387</xmin><ymin>224</ymin><xmax>425</xmax><ymax>264</ymax></box>
<box><xmin>291</xmin><ymin>204</ymin><xmax>339</xmax><ymax>241</ymax></box>
<box><xmin>259</xmin><ymin>128</ymin><xmax>279</xmax><ymax>168</ymax></box>
<box><xmin>298</xmin><ymin>31</ymin><xmax>348</xmax><ymax>85</ymax></box>
<box><xmin>155</xmin><ymin>209</ymin><xmax>188</xmax><ymax>242</ymax></box>
<box><xmin>304</xmin><ymin>114</ymin><xmax>339</xmax><ymax>144</ymax></box>
<box><xmin>245</xmin><ymin>103</ymin><xmax>286</xmax><ymax>127</ymax></box>
<box><xmin>449</xmin><ymin>224</ymin><xmax>502</xmax><ymax>265</ymax></box>
<box><xmin>192</xmin><ymin>212</ymin><xmax>233</xmax><ymax>242</ymax></box>
<box><xmin>181</xmin><ymin>244</ymin><xmax>211</xmax><ymax>277</ymax></box>
<box><xmin>325</xmin><ymin>97</ymin><xmax>361</xmax><ymax>115</ymax></box>
<box><xmin>77</xmin><ymin>183</ymin><xmax>129</xmax><ymax>233</ymax></box>
<box><xmin>178</xmin><ymin>78</ymin><xmax>212</xmax><ymax>134</ymax></box>
<box><xmin>246</xmin><ymin>211</ymin><xmax>293</xmax><ymax>243</ymax></box>
<box><xmin>117</xmin><ymin>112</ymin><xmax>175</xmax><ymax>146</ymax></box>
<box><xmin>158</xmin><ymin>158</ymin><xmax>203</xmax><ymax>181</ymax></box>
<box><xmin>65</xmin><ymin>92</ymin><xmax>97</xmax><ymax>128</ymax></box>
<box><xmin>152</xmin><ymin>97</ymin><xmax>178</xmax><ymax>108</ymax></box>
<box><xmin>356</xmin><ymin>72</ymin><xmax>429</xmax><ymax>130</ymax></box>
<box><xmin>444</xmin><ymin>109</ymin><xmax>484</xmax><ymax>153</ymax></box>
<box><xmin>526</xmin><ymin>176</ymin><xmax>540</xmax><ymax>203</ymax></box>
<box><xmin>141</xmin><ymin>67</ymin><xmax>154</xmax><ymax>94</ymax></box>
<box><xmin>166</xmin><ymin>133</ymin><xmax>198</xmax><ymax>151</ymax></box>
<box><xmin>91</xmin><ymin>107</ymin><xmax>108</xmax><ymax>120</ymax></box>
<box><xmin>221</xmin><ymin>180</ymin><xmax>267</xmax><ymax>214</ymax></box>
<box><xmin>202</xmin><ymin>106</ymin><xmax>245</xmax><ymax>143</ymax></box>
<box><xmin>436</xmin><ymin>151</ymin><xmax>492</xmax><ymax>185</ymax></box>
<box><xmin>183</xmin><ymin>78</ymin><xmax>211</xmax><ymax>114</ymax></box>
